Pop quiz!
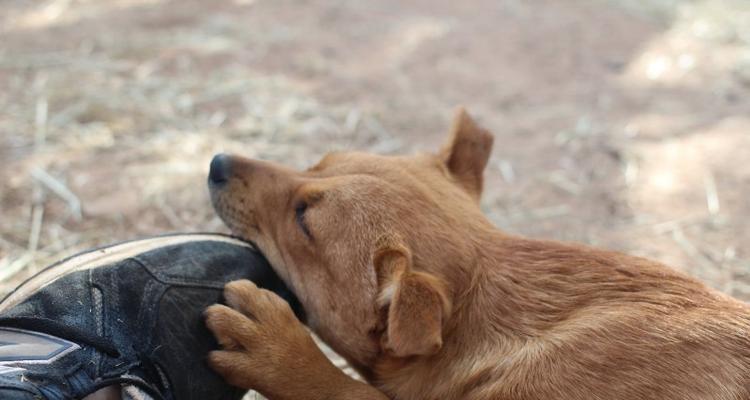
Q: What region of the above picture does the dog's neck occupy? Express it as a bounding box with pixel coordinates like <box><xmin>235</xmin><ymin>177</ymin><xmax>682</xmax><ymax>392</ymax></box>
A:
<box><xmin>443</xmin><ymin>228</ymin><xmax>530</xmax><ymax>337</ymax></box>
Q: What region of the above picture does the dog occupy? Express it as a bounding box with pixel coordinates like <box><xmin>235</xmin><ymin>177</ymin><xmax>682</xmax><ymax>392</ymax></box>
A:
<box><xmin>204</xmin><ymin>108</ymin><xmax>750</xmax><ymax>400</ymax></box>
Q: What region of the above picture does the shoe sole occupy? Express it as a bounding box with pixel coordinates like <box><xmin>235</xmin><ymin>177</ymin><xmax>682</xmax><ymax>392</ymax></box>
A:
<box><xmin>0</xmin><ymin>233</ymin><xmax>254</xmax><ymax>313</ymax></box>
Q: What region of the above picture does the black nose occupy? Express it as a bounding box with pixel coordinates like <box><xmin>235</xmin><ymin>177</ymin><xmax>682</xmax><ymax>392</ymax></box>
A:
<box><xmin>209</xmin><ymin>153</ymin><xmax>233</xmax><ymax>186</ymax></box>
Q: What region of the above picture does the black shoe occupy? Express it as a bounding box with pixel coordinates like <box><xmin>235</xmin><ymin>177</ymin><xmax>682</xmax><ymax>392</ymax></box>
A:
<box><xmin>0</xmin><ymin>233</ymin><xmax>302</xmax><ymax>400</ymax></box>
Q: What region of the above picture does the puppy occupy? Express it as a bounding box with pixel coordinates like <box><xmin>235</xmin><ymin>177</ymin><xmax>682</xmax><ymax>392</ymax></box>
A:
<box><xmin>205</xmin><ymin>108</ymin><xmax>750</xmax><ymax>400</ymax></box>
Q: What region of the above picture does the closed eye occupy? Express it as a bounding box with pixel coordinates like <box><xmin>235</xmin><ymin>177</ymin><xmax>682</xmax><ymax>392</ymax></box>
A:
<box><xmin>295</xmin><ymin>202</ymin><xmax>313</xmax><ymax>240</ymax></box>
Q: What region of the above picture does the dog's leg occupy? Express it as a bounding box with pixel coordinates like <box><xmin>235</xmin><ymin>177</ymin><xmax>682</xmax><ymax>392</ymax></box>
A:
<box><xmin>205</xmin><ymin>280</ymin><xmax>389</xmax><ymax>400</ymax></box>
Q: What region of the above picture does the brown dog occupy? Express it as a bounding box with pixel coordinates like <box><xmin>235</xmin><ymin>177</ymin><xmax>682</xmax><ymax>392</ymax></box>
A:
<box><xmin>204</xmin><ymin>108</ymin><xmax>750</xmax><ymax>400</ymax></box>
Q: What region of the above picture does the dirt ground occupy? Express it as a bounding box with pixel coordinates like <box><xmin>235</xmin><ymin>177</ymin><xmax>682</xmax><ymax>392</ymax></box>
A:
<box><xmin>1</xmin><ymin>0</ymin><xmax>750</xmax><ymax>396</ymax></box>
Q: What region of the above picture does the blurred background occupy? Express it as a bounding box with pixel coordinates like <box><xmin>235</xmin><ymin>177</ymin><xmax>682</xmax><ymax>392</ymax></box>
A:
<box><xmin>1</xmin><ymin>0</ymin><xmax>749</xmax><ymax>303</ymax></box>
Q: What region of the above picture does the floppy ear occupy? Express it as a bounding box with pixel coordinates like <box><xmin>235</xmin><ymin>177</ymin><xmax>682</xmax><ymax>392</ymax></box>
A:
<box><xmin>440</xmin><ymin>107</ymin><xmax>494</xmax><ymax>200</ymax></box>
<box><xmin>374</xmin><ymin>238</ymin><xmax>451</xmax><ymax>358</ymax></box>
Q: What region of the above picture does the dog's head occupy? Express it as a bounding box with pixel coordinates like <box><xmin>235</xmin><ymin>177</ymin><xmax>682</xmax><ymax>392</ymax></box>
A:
<box><xmin>209</xmin><ymin>108</ymin><xmax>494</xmax><ymax>369</ymax></box>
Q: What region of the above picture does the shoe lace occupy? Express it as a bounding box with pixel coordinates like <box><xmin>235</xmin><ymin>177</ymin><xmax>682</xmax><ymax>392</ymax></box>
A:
<box><xmin>0</xmin><ymin>316</ymin><xmax>120</xmax><ymax>357</ymax></box>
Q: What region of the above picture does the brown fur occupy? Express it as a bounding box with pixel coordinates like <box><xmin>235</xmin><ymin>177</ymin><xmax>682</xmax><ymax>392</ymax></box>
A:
<box><xmin>205</xmin><ymin>108</ymin><xmax>750</xmax><ymax>400</ymax></box>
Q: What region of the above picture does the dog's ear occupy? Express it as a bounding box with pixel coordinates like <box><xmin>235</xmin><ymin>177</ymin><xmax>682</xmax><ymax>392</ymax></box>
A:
<box><xmin>440</xmin><ymin>107</ymin><xmax>494</xmax><ymax>200</ymax></box>
<box><xmin>374</xmin><ymin>237</ymin><xmax>451</xmax><ymax>358</ymax></box>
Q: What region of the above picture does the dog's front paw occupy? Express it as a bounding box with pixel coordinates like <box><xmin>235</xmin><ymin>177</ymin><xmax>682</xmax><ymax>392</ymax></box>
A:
<box><xmin>204</xmin><ymin>280</ymin><xmax>320</xmax><ymax>395</ymax></box>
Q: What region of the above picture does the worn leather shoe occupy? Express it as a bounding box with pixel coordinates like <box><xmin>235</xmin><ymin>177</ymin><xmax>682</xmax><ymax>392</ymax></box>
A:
<box><xmin>0</xmin><ymin>233</ymin><xmax>302</xmax><ymax>400</ymax></box>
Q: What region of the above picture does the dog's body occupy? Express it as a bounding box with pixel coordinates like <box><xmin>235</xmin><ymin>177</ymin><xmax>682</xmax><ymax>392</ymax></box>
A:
<box><xmin>375</xmin><ymin>236</ymin><xmax>750</xmax><ymax>399</ymax></box>
<box><xmin>205</xmin><ymin>109</ymin><xmax>750</xmax><ymax>400</ymax></box>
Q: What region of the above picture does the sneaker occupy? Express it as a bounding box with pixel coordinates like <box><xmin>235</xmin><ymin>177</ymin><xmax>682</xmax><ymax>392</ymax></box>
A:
<box><xmin>0</xmin><ymin>233</ymin><xmax>302</xmax><ymax>400</ymax></box>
